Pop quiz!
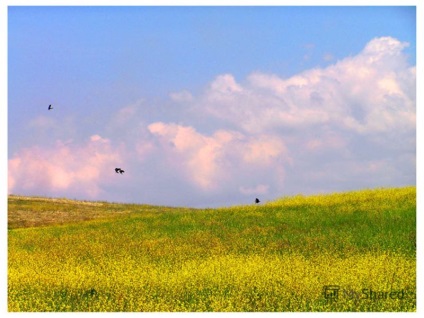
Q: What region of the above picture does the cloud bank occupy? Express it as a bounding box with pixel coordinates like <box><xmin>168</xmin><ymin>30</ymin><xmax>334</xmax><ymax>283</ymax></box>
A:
<box><xmin>8</xmin><ymin>37</ymin><xmax>416</xmax><ymax>207</ymax></box>
<box><xmin>9</xmin><ymin>135</ymin><xmax>122</xmax><ymax>199</ymax></box>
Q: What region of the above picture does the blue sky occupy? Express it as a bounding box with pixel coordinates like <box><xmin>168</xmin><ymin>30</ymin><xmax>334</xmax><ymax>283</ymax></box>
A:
<box><xmin>7</xmin><ymin>6</ymin><xmax>416</xmax><ymax>207</ymax></box>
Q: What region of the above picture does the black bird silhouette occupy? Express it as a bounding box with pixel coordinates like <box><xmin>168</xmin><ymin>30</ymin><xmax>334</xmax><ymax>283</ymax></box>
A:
<box><xmin>48</xmin><ymin>104</ymin><xmax>53</xmax><ymax>110</ymax></box>
<box><xmin>115</xmin><ymin>168</ymin><xmax>122</xmax><ymax>173</ymax></box>
<box><xmin>119</xmin><ymin>169</ymin><xmax>125</xmax><ymax>174</ymax></box>
<box><xmin>255</xmin><ymin>198</ymin><xmax>260</xmax><ymax>204</ymax></box>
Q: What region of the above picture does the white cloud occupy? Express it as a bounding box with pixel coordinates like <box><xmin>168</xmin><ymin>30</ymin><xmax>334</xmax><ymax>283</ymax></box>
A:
<box><xmin>195</xmin><ymin>37</ymin><xmax>415</xmax><ymax>137</ymax></box>
<box><xmin>147</xmin><ymin>122</ymin><xmax>289</xmax><ymax>192</ymax></box>
<box><xmin>90</xmin><ymin>134</ymin><xmax>108</xmax><ymax>143</ymax></box>
<box><xmin>8</xmin><ymin>135</ymin><xmax>122</xmax><ymax>198</ymax></box>
<box><xmin>209</xmin><ymin>74</ymin><xmax>243</xmax><ymax>95</ymax></box>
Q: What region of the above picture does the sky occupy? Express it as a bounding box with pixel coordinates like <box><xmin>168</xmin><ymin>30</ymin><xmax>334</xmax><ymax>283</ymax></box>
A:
<box><xmin>7</xmin><ymin>5</ymin><xmax>417</xmax><ymax>208</ymax></box>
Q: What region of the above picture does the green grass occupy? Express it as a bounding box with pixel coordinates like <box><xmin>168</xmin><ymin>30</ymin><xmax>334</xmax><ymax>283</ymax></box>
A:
<box><xmin>8</xmin><ymin>186</ymin><xmax>416</xmax><ymax>311</ymax></box>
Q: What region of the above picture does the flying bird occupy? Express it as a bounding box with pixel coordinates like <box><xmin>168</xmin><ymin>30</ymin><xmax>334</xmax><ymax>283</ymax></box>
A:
<box><xmin>119</xmin><ymin>169</ymin><xmax>125</xmax><ymax>174</ymax></box>
<box><xmin>48</xmin><ymin>104</ymin><xmax>53</xmax><ymax>110</ymax></box>
<box><xmin>115</xmin><ymin>168</ymin><xmax>122</xmax><ymax>173</ymax></box>
<box><xmin>255</xmin><ymin>198</ymin><xmax>260</xmax><ymax>204</ymax></box>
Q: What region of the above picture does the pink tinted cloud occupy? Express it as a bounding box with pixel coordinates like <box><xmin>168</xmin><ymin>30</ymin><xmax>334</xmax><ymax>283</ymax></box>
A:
<box><xmin>198</xmin><ymin>37</ymin><xmax>415</xmax><ymax>135</ymax></box>
<box><xmin>242</xmin><ymin>134</ymin><xmax>289</xmax><ymax>166</ymax></box>
<box><xmin>148</xmin><ymin>122</ymin><xmax>230</xmax><ymax>189</ymax></box>
<box><xmin>148</xmin><ymin>122</ymin><xmax>289</xmax><ymax>191</ymax></box>
<box><xmin>8</xmin><ymin>135</ymin><xmax>122</xmax><ymax>198</ymax></box>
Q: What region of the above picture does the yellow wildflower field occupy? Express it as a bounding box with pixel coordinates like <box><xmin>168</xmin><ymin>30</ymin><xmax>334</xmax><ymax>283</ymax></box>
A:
<box><xmin>8</xmin><ymin>187</ymin><xmax>416</xmax><ymax>311</ymax></box>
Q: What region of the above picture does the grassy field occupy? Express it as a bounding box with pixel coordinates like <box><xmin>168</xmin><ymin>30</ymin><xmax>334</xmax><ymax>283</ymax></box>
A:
<box><xmin>8</xmin><ymin>187</ymin><xmax>416</xmax><ymax>312</ymax></box>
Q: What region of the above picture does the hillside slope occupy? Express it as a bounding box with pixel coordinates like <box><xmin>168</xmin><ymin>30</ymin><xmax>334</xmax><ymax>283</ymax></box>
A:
<box><xmin>8</xmin><ymin>187</ymin><xmax>416</xmax><ymax>311</ymax></box>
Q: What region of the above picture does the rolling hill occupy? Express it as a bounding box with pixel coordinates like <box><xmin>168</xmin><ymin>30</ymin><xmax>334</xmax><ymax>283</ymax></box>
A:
<box><xmin>8</xmin><ymin>186</ymin><xmax>416</xmax><ymax>311</ymax></box>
